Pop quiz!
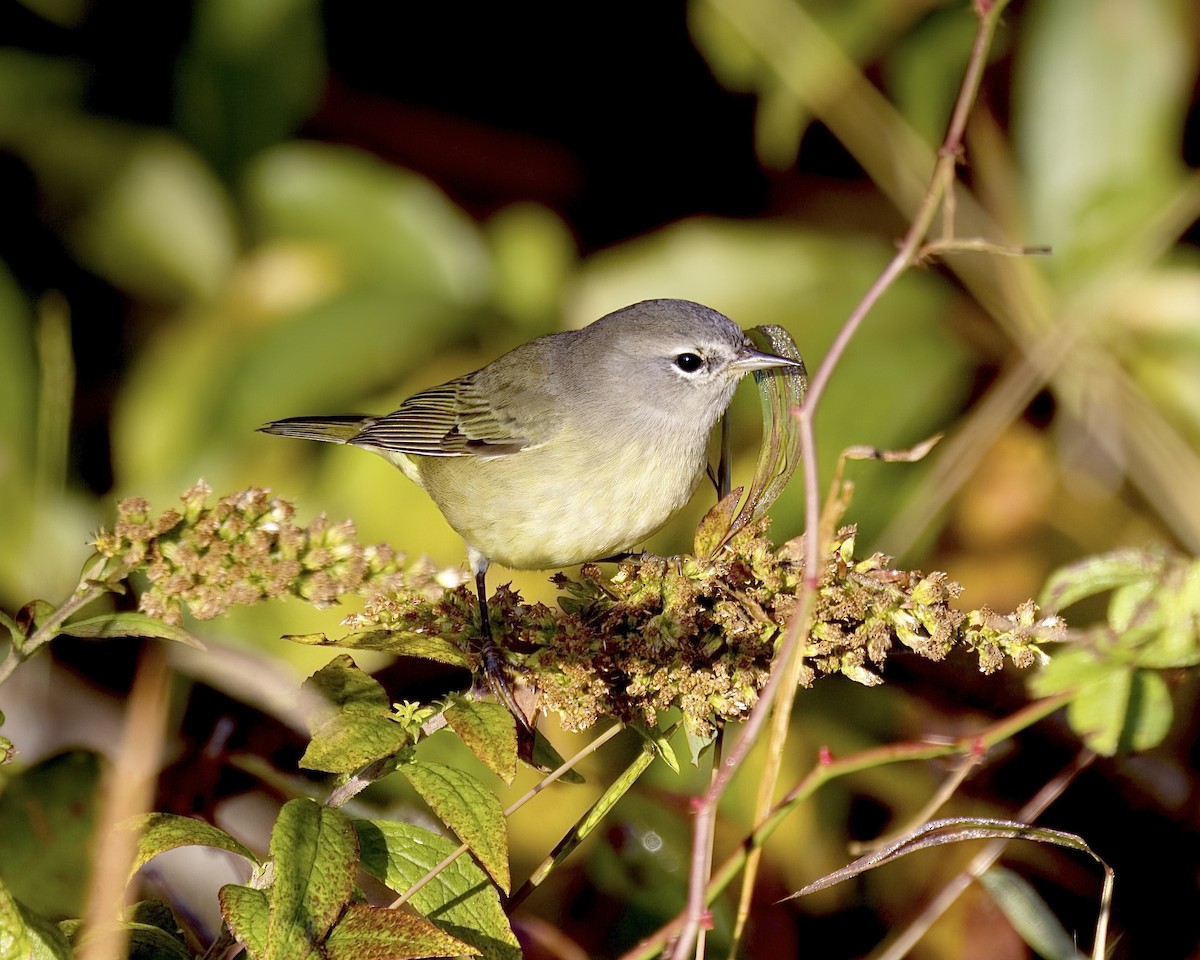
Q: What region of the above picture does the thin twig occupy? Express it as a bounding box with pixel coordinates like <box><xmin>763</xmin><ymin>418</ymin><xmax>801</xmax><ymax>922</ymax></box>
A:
<box><xmin>663</xmin><ymin>2</ymin><xmax>1017</xmax><ymax>958</ymax></box>
<box><xmin>620</xmin><ymin>694</ymin><xmax>1073</xmax><ymax>960</ymax></box>
<box><xmin>870</xmin><ymin>749</ymin><xmax>1097</xmax><ymax>960</ymax></box>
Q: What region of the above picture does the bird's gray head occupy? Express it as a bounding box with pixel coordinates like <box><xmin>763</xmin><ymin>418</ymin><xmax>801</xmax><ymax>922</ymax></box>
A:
<box><xmin>570</xmin><ymin>299</ymin><xmax>795</xmax><ymax>426</ymax></box>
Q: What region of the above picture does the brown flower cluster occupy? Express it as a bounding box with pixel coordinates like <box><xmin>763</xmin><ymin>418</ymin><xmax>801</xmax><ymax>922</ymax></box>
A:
<box><xmin>92</xmin><ymin>482</ymin><xmax>403</xmax><ymax>624</ymax></box>
<box><xmin>531</xmin><ymin>524</ymin><xmax>1058</xmax><ymax>737</ymax></box>
<box><xmin>343</xmin><ymin>522</ymin><xmax>1060</xmax><ymax>739</ymax></box>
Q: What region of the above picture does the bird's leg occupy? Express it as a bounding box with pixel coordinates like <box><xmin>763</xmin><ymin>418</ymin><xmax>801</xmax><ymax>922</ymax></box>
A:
<box><xmin>473</xmin><ymin>566</ymin><xmax>532</xmax><ymax>733</ymax></box>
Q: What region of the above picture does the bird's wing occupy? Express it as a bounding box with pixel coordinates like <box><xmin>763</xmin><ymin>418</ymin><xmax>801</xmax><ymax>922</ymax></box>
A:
<box><xmin>350</xmin><ymin>373</ymin><xmax>554</xmax><ymax>458</ymax></box>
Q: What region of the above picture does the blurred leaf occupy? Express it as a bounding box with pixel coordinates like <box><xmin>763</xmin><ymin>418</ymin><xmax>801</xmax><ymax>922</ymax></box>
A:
<box><xmin>0</xmin><ymin>49</ymin><xmax>87</xmax><ymax>138</ymax></box>
<box><xmin>69</xmin><ymin>135</ymin><xmax>238</xmax><ymax>303</ymax></box>
<box><xmin>112</xmin><ymin>143</ymin><xmax>495</xmax><ymax>499</ymax></box>
<box><xmin>62</xmin><ymin>612</ymin><xmax>205</xmax><ymax>648</ymax></box>
<box><xmin>1015</xmin><ymin>0</ymin><xmax>1193</xmax><ymax>278</ymax></box>
<box><xmin>0</xmin><ymin>265</ymin><xmax>35</xmax><ymax>512</ymax></box>
<box><xmin>12</xmin><ymin>0</ymin><xmax>88</xmax><ymax>28</ymax></box>
<box><xmin>980</xmin><ymin>866</ymin><xmax>1087</xmax><ymax>960</ymax></box>
<box><xmin>176</xmin><ymin>0</ymin><xmax>326</xmax><ymax>177</ymax></box>
<box><xmin>1040</xmin><ymin>548</ymin><xmax>1165</xmax><ymax>613</ymax></box>
<box><xmin>299</xmin><ymin>655</ymin><xmax>411</xmax><ymax>773</ymax></box>
<box><xmin>885</xmin><ymin>5</ymin><xmax>982</xmax><ymax>147</ymax></box>
<box><xmin>244</xmin><ymin>143</ymin><xmax>490</xmax><ymax>304</ymax></box>
<box><xmin>0</xmin><ymin>750</ymin><xmax>100</xmax><ymax>919</ymax></box>
<box><xmin>266</xmin><ymin>799</ymin><xmax>357</xmax><ymax>960</ymax></box>
<box><xmin>401</xmin><ymin>760</ymin><xmax>510</xmax><ymax>893</ymax></box>
<box><xmin>485</xmin><ymin>203</ymin><xmax>576</xmax><ymax>329</ymax></box>
<box><xmin>444</xmin><ymin>698</ymin><xmax>518</xmax><ymax>785</ymax></box>
<box><xmin>128</xmin><ymin>813</ymin><xmax>259</xmax><ymax>880</ymax></box>
<box><xmin>355</xmin><ymin>819</ymin><xmax>521</xmax><ymax>960</ymax></box>
<box><xmin>1030</xmin><ymin>648</ymin><xmax>1173</xmax><ymax>755</ymax></box>
<box><xmin>688</xmin><ymin>0</ymin><xmax>920</xmax><ymax>169</ymax></box>
<box><xmin>324</xmin><ymin>903</ymin><xmax>475</xmax><ymax>960</ymax></box>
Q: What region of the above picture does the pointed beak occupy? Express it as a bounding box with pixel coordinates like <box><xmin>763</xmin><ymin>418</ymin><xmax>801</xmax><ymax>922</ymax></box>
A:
<box><xmin>730</xmin><ymin>342</ymin><xmax>803</xmax><ymax>372</ymax></box>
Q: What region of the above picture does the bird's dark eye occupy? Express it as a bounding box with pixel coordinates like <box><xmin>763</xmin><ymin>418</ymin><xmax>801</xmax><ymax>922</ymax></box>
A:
<box><xmin>674</xmin><ymin>352</ymin><xmax>704</xmax><ymax>373</ymax></box>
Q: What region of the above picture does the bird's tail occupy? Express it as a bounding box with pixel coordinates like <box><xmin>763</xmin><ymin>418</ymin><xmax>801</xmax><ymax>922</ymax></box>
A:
<box><xmin>257</xmin><ymin>415</ymin><xmax>373</xmax><ymax>444</ymax></box>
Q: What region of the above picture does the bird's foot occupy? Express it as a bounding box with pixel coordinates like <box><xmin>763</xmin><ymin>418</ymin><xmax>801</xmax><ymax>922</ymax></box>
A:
<box><xmin>477</xmin><ymin>633</ymin><xmax>536</xmax><ymax>734</ymax></box>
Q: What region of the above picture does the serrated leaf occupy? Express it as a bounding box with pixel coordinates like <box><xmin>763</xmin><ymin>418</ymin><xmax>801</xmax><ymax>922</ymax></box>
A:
<box><xmin>1039</xmin><ymin>549</ymin><xmax>1163</xmax><ymax>614</ymax></box>
<box><xmin>219</xmin><ymin>884</ymin><xmax>269</xmax><ymax>959</ymax></box>
<box><xmin>285</xmin><ymin>631</ymin><xmax>469</xmax><ymax>668</ymax></box>
<box><xmin>299</xmin><ymin>655</ymin><xmax>411</xmax><ymax>773</ymax></box>
<box><xmin>266</xmin><ymin>799</ymin><xmax>358</xmax><ymax>960</ymax></box>
<box><xmin>127</xmin><ymin>813</ymin><xmax>258</xmax><ymax>880</ymax></box>
<box><xmin>401</xmin><ymin>761</ymin><xmax>510</xmax><ymax>893</ymax></box>
<box><xmin>324</xmin><ymin>903</ymin><xmax>476</xmax><ymax>960</ymax></box>
<box><xmin>61</xmin><ymin>612</ymin><xmax>205</xmax><ymax>648</ymax></box>
<box><xmin>444</xmin><ymin>699</ymin><xmax>518</xmax><ymax>785</ymax></box>
<box><xmin>354</xmin><ymin>820</ymin><xmax>520</xmax><ymax>960</ymax></box>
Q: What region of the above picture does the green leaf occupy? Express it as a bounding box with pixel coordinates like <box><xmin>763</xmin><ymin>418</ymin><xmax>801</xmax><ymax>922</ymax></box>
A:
<box><xmin>62</xmin><ymin>612</ymin><xmax>205</xmax><ymax>648</ymax></box>
<box><xmin>444</xmin><ymin>698</ymin><xmax>518</xmax><ymax>785</ymax></box>
<box><xmin>354</xmin><ymin>820</ymin><xmax>520</xmax><ymax>960</ymax></box>
<box><xmin>123</xmin><ymin>921</ymin><xmax>194</xmax><ymax>960</ymax></box>
<box><xmin>219</xmin><ymin>884</ymin><xmax>269</xmax><ymax>959</ymax></box>
<box><xmin>324</xmin><ymin>903</ymin><xmax>476</xmax><ymax>960</ymax></box>
<box><xmin>299</xmin><ymin>655</ymin><xmax>411</xmax><ymax>773</ymax></box>
<box><xmin>401</xmin><ymin>761</ymin><xmax>510</xmax><ymax>893</ymax></box>
<box><xmin>685</xmin><ymin>728</ymin><xmax>717</xmax><ymax>768</ymax></box>
<box><xmin>245</xmin><ymin>143</ymin><xmax>489</xmax><ymax>305</ymax></box>
<box><xmin>69</xmin><ymin>135</ymin><xmax>237</xmax><ymax>303</ymax></box>
<box><xmin>0</xmin><ymin>877</ymin><xmax>33</xmax><ymax>960</ymax></box>
<box><xmin>1015</xmin><ymin>0</ymin><xmax>1192</xmax><ymax>277</ymax></box>
<box><xmin>980</xmin><ymin>867</ymin><xmax>1085</xmax><ymax>960</ymax></box>
<box><xmin>175</xmin><ymin>0</ymin><xmax>326</xmax><ymax>176</ymax></box>
<box><xmin>631</xmin><ymin>723</ymin><xmax>680</xmax><ymax>774</ymax></box>
<box><xmin>266</xmin><ymin>799</ymin><xmax>358</xmax><ymax>960</ymax></box>
<box><xmin>1031</xmin><ymin>649</ymin><xmax>1173</xmax><ymax>755</ymax></box>
<box><xmin>285</xmin><ymin>631</ymin><xmax>469</xmax><ymax>668</ymax></box>
<box><xmin>0</xmin><ymin>876</ymin><xmax>72</xmax><ymax>960</ymax></box>
<box><xmin>1039</xmin><ymin>549</ymin><xmax>1164</xmax><ymax>613</ymax></box>
<box><xmin>529</xmin><ymin>730</ymin><xmax>584</xmax><ymax>783</ymax></box>
<box><xmin>0</xmin><ymin>750</ymin><xmax>100</xmax><ymax>918</ymax></box>
<box><xmin>127</xmin><ymin>812</ymin><xmax>258</xmax><ymax>880</ymax></box>
<box><xmin>1129</xmin><ymin>557</ymin><xmax>1200</xmax><ymax>669</ymax></box>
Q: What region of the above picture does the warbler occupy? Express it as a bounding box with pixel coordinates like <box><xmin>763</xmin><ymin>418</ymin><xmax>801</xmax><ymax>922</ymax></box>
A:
<box><xmin>260</xmin><ymin>298</ymin><xmax>800</xmax><ymax>717</ymax></box>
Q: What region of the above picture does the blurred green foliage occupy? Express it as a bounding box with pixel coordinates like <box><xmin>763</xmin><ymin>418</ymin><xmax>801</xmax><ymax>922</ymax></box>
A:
<box><xmin>1</xmin><ymin>0</ymin><xmax>1199</xmax><ymax>957</ymax></box>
